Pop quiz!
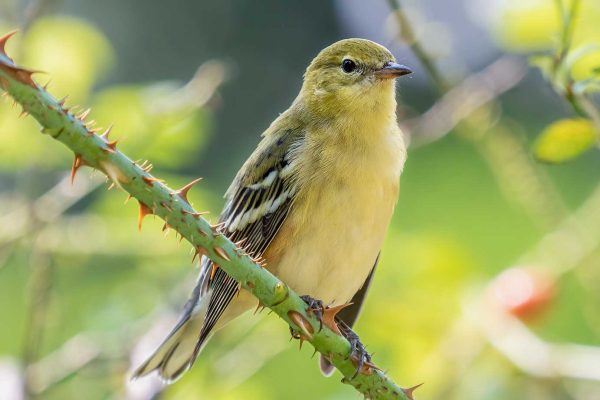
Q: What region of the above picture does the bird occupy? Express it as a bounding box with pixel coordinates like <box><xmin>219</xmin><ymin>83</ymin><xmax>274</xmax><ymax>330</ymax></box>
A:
<box><xmin>133</xmin><ymin>38</ymin><xmax>411</xmax><ymax>382</ymax></box>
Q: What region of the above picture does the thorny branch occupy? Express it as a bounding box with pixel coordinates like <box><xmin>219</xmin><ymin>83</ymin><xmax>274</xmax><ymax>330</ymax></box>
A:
<box><xmin>0</xmin><ymin>31</ymin><xmax>414</xmax><ymax>400</ymax></box>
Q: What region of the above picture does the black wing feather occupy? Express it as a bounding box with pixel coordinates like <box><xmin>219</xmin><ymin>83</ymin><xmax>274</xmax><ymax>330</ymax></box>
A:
<box><xmin>195</xmin><ymin>157</ymin><xmax>296</xmax><ymax>351</ymax></box>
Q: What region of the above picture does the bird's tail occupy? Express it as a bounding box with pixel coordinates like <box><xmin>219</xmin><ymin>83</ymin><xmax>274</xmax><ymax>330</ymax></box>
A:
<box><xmin>132</xmin><ymin>311</ymin><xmax>209</xmax><ymax>383</ymax></box>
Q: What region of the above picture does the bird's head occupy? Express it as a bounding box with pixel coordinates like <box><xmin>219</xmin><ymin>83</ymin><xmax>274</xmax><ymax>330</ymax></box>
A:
<box><xmin>300</xmin><ymin>38</ymin><xmax>411</xmax><ymax>117</ymax></box>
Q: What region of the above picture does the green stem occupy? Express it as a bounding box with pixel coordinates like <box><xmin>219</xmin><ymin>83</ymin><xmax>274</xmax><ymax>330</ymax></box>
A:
<box><xmin>0</xmin><ymin>37</ymin><xmax>413</xmax><ymax>400</ymax></box>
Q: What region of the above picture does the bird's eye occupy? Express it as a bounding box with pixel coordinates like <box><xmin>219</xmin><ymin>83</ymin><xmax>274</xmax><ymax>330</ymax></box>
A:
<box><xmin>341</xmin><ymin>59</ymin><xmax>357</xmax><ymax>73</ymax></box>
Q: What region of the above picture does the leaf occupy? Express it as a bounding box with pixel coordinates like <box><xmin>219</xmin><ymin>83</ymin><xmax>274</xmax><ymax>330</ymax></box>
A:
<box><xmin>534</xmin><ymin>118</ymin><xmax>598</xmax><ymax>163</ymax></box>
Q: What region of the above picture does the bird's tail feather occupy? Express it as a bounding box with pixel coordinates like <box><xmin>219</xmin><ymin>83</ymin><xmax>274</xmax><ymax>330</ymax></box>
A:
<box><xmin>132</xmin><ymin>312</ymin><xmax>209</xmax><ymax>383</ymax></box>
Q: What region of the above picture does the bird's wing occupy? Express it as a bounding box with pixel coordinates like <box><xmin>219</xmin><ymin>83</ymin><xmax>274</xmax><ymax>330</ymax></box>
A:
<box><xmin>319</xmin><ymin>254</ymin><xmax>379</xmax><ymax>376</ymax></box>
<box><xmin>195</xmin><ymin>127</ymin><xmax>303</xmax><ymax>347</ymax></box>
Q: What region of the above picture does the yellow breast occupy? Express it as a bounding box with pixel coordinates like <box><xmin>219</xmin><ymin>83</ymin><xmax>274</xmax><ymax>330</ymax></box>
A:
<box><xmin>265</xmin><ymin>117</ymin><xmax>406</xmax><ymax>305</ymax></box>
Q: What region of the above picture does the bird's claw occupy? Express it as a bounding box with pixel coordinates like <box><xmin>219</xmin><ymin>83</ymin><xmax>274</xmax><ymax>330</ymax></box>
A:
<box><xmin>300</xmin><ymin>295</ymin><xmax>325</xmax><ymax>331</ymax></box>
<box><xmin>338</xmin><ymin>320</ymin><xmax>379</xmax><ymax>378</ymax></box>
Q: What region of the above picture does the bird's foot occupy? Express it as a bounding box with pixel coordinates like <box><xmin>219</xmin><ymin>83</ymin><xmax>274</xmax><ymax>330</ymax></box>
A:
<box><xmin>300</xmin><ymin>295</ymin><xmax>354</xmax><ymax>334</ymax></box>
<box><xmin>337</xmin><ymin>320</ymin><xmax>380</xmax><ymax>378</ymax></box>
<box><xmin>300</xmin><ymin>295</ymin><xmax>325</xmax><ymax>331</ymax></box>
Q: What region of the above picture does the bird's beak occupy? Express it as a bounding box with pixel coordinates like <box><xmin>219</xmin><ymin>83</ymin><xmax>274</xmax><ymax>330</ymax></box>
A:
<box><xmin>374</xmin><ymin>62</ymin><xmax>412</xmax><ymax>79</ymax></box>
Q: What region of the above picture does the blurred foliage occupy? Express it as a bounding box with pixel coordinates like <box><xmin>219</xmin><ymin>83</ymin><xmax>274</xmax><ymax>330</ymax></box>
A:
<box><xmin>0</xmin><ymin>1</ymin><xmax>599</xmax><ymax>400</ymax></box>
<box><xmin>534</xmin><ymin>118</ymin><xmax>597</xmax><ymax>163</ymax></box>
<box><xmin>494</xmin><ymin>0</ymin><xmax>600</xmax><ymax>164</ymax></box>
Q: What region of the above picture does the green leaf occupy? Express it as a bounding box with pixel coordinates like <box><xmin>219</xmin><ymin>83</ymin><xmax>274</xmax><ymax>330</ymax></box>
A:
<box><xmin>534</xmin><ymin>118</ymin><xmax>598</xmax><ymax>163</ymax></box>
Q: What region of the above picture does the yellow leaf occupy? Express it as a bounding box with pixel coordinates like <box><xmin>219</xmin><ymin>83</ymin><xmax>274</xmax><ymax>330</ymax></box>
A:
<box><xmin>495</xmin><ymin>0</ymin><xmax>560</xmax><ymax>52</ymax></box>
<box><xmin>534</xmin><ymin>118</ymin><xmax>598</xmax><ymax>163</ymax></box>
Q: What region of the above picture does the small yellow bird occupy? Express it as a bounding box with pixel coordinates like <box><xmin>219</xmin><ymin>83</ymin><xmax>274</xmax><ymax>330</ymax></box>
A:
<box><xmin>133</xmin><ymin>38</ymin><xmax>411</xmax><ymax>381</ymax></box>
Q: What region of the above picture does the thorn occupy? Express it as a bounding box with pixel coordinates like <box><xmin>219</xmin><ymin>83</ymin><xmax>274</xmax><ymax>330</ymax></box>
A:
<box><xmin>0</xmin><ymin>30</ymin><xmax>18</xmax><ymax>58</ymax></box>
<box><xmin>322</xmin><ymin>303</ymin><xmax>353</xmax><ymax>335</ymax></box>
<box><xmin>43</xmin><ymin>79</ymin><xmax>51</xmax><ymax>90</ymax></box>
<box><xmin>175</xmin><ymin>177</ymin><xmax>203</xmax><ymax>203</ymax></box>
<box><xmin>77</xmin><ymin>108</ymin><xmax>91</xmax><ymax>120</ymax></box>
<box><xmin>58</xmin><ymin>96</ymin><xmax>68</xmax><ymax>107</ymax></box>
<box><xmin>70</xmin><ymin>154</ymin><xmax>85</xmax><ymax>184</ymax></box>
<box><xmin>210</xmin><ymin>262</ymin><xmax>219</xmax><ymax>280</ymax></box>
<box><xmin>192</xmin><ymin>246</ymin><xmax>207</xmax><ymax>262</ymax></box>
<box><xmin>1</xmin><ymin>65</ymin><xmax>41</xmax><ymax>88</ymax></box>
<box><xmin>402</xmin><ymin>383</ymin><xmax>424</xmax><ymax>400</ymax></box>
<box><xmin>197</xmin><ymin>228</ymin><xmax>208</xmax><ymax>237</ymax></box>
<box><xmin>101</xmin><ymin>140</ymin><xmax>118</xmax><ymax>153</ymax></box>
<box><xmin>18</xmin><ymin>108</ymin><xmax>28</xmax><ymax>118</ymax></box>
<box><xmin>211</xmin><ymin>222</ymin><xmax>226</xmax><ymax>232</ymax></box>
<box><xmin>143</xmin><ymin>163</ymin><xmax>153</xmax><ymax>173</ymax></box>
<box><xmin>138</xmin><ymin>201</ymin><xmax>153</xmax><ymax>230</ymax></box>
<box><xmin>287</xmin><ymin>310</ymin><xmax>314</xmax><ymax>340</ymax></box>
<box><xmin>159</xmin><ymin>201</ymin><xmax>173</xmax><ymax>212</ymax></box>
<box><xmin>235</xmin><ymin>238</ymin><xmax>248</xmax><ymax>247</ymax></box>
<box><xmin>181</xmin><ymin>209</ymin><xmax>208</xmax><ymax>218</ymax></box>
<box><xmin>124</xmin><ymin>194</ymin><xmax>132</xmax><ymax>204</ymax></box>
<box><xmin>100</xmin><ymin>124</ymin><xmax>113</xmax><ymax>141</ymax></box>
<box><xmin>214</xmin><ymin>246</ymin><xmax>230</xmax><ymax>262</ymax></box>
<box><xmin>142</xmin><ymin>176</ymin><xmax>162</xmax><ymax>186</ymax></box>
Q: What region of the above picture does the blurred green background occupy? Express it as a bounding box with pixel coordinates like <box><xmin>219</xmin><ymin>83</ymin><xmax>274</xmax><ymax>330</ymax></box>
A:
<box><xmin>0</xmin><ymin>0</ymin><xmax>599</xmax><ymax>399</ymax></box>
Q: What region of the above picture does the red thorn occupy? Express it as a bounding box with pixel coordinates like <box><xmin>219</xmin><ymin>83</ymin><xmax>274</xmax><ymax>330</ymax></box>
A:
<box><xmin>321</xmin><ymin>303</ymin><xmax>353</xmax><ymax>335</ymax></box>
<box><xmin>70</xmin><ymin>154</ymin><xmax>85</xmax><ymax>184</ymax></box>
<box><xmin>138</xmin><ymin>201</ymin><xmax>153</xmax><ymax>230</ymax></box>
<box><xmin>142</xmin><ymin>176</ymin><xmax>162</xmax><ymax>186</ymax></box>
<box><xmin>402</xmin><ymin>383</ymin><xmax>424</xmax><ymax>400</ymax></box>
<box><xmin>58</xmin><ymin>96</ymin><xmax>68</xmax><ymax>107</ymax></box>
<box><xmin>1</xmin><ymin>66</ymin><xmax>40</xmax><ymax>88</ymax></box>
<box><xmin>214</xmin><ymin>246</ymin><xmax>230</xmax><ymax>262</ymax></box>
<box><xmin>210</xmin><ymin>262</ymin><xmax>219</xmax><ymax>280</ymax></box>
<box><xmin>175</xmin><ymin>177</ymin><xmax>203</xmax><ymax>203</ymax></box>
<box><xmin>192</xmin><ymin>246</ymin><xmax>207</xmax><ymax>262</ymax></box>
<box><xmin>288</xmin><ymin>310</ymin><xmax>314</xmax><ymax>339</ymax></box>
<box><xmin>0</xmin><ymin>30</ymin><xmax>17</xmax><ymax>58</ymax></box>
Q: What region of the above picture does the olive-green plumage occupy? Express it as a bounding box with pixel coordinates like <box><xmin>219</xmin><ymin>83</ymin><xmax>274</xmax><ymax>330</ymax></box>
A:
<box><xmin>134</xmin><ymin>38</ymin><xmax>411</xmax><ymax>381</ymax></box>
